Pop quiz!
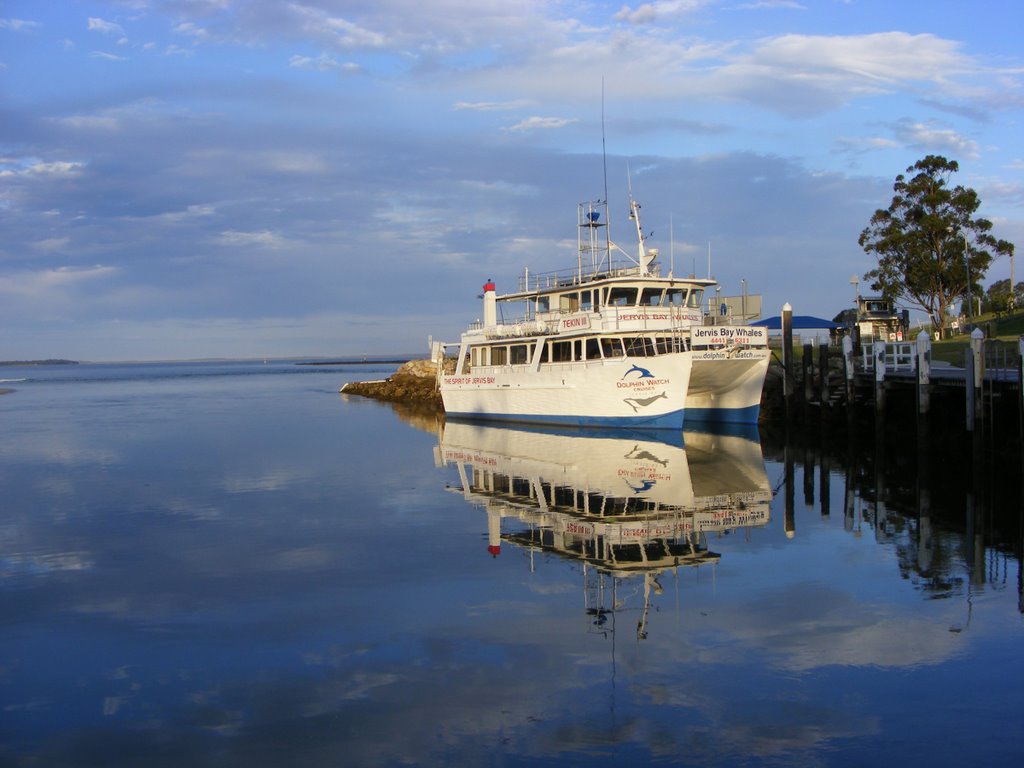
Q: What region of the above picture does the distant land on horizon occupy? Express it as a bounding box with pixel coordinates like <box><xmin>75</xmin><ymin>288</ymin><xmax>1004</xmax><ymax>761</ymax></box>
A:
<box><xmin>0</xmin><ymin>355</ymin><xmax>426</xmax><ymax>366</ymax></box>
<box><xmin>0</xmin><ymin>359</ymin><xmax>79</xmax><ymax>367</ymax></box>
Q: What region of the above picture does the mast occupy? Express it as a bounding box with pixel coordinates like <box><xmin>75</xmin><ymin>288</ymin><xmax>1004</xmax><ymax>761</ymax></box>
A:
<box><xmin>579</xmin><ymin>200</ymin><xmax>609</xmax><ymax>278</ymax></box>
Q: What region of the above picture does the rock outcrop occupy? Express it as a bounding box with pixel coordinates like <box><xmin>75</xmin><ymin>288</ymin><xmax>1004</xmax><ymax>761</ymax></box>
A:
<box><xmin>340</xmin><ymin>359</ymin><xmax>443</xmax><ymax>409</ymax></box>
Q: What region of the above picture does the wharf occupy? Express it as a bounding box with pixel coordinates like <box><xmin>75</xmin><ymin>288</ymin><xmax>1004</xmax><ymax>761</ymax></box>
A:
<box><xmin>773</xmin><ymin>324</ymin><xmax>1023</xmax><ymax>442</ymax></box>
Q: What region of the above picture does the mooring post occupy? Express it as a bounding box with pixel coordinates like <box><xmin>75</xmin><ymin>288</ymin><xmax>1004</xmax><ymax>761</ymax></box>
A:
<box><xmin>965</xmin><ymin>347</ymin><xmax>975</xmax><ymax>432</ymax></box>
<box><xmin>803</xmin><ymin>341</ymin><xmax>814</xmax><ymax>404</ymax></box>
<box><xmin>818</xmin><ymin>340</ymin><xmax>829</xmax><ymax>405</ymax></box>
<box><xmin>820</xmin><ymin>451</ymin><xmax>831</xmax><ymax>518</ymax></box>
<box><xmin>971</xmin><ymin>328</ymin><xmax>985</xmax><ymax>426</ymax></box>
<box><xmin>842</xmin><ymin>335</ymin><xmax>855</xmax><ymax>410</ymax></box>
<box><xmin>874</xmin><ymin>339</ymin><xmax>887</xmax><ymax>413</ymax></box>
<box><xmin>782</xmin><ymin>303</ymin><xmax>794</xmax><ymax>417</ymax></box>
<box><xmin>1018</xmin><ymin>337</ymin><xmax>1024</xmax><ymax>446</ymax></box>
<box><xmin>784</xmin><ymin>438</ymin><xmax>795</xmax><ymax>539</ymax></box>
<box><xmin>916</xmin><ymin>330</ymin><xmax>931</xmax><ymax>415</ymax></box>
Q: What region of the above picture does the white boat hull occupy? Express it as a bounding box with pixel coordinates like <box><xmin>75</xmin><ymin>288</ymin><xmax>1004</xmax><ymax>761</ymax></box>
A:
<box><xmin>686</xmin><ymin>348</ymin><xmax>771</xmax><ymax>423</ymax></box>
<box><xmin>440</xmin><ymin>353</ymin><xmax>691</xmax><ymax>429</ymax></box>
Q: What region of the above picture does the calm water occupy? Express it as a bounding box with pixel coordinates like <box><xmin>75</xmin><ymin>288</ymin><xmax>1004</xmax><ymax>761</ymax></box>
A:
<box><xmin>1</xmin><ymin>361</ymin><xmax>1021</xmax><ymax>767</ymax></box>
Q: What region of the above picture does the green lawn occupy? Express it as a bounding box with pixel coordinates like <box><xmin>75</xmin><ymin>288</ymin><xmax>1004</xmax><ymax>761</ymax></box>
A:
<box><xmin>930</xmin><ymin>308</ymin><xmax>1024</xmax><ymax>365</ymax></box>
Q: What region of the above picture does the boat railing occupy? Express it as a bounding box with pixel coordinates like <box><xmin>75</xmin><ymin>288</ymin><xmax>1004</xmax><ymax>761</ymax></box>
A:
<box><xmin>517</xmin><ymin>259</ymin><xmax>657</xmax><ymax>292</ymax></box>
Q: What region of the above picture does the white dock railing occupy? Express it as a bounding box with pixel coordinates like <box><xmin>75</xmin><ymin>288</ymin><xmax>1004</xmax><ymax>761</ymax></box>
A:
<box><xmin>859</xmin><ymin>342</ymin><xmax>916</xmax><ymax>372</ymax></box>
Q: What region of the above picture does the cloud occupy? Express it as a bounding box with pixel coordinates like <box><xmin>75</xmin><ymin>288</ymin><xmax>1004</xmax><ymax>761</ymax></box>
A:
<box><xmin>735</xmin><ymin>0</ymin><xmax>806</xmax><ymax>9</ymax></box>
<box><xmin>453</xmin><ymin>100</ymin><xmax>533</xmax><ymax>112</ymax></box>
<box><xmin>289</xmin><ymin>5</ymin><xmax>389</xmax><ymax>50</ymax></box>
<box><xmin>505</xmin><ymin>116</ymin><xmax>578</xmax><ymax>132</ymax></box>
<box><xmin>52</xmin><ymin>114</ymin><xmax>121</xmax><ymax>131</ymax></box>
<box><xmin>710</xmin><ymin>32</ymin><xmax>971</xmax><ymax>117</ymax></box>
<box><xmin>87</xmin><ymin>17</ymin><xmax>125</xmax><ymax>36</ymax></box>
<box><xmin>89</xmin><ymin>51</ymin><xmax>127</xmax><ymax>62</ymax></box>
<box><xmin>614</xmin><ymin>1</ymin><xmax>710</xmax><ymax>25</ymax></box>
<box><xmin>163</xmin><ymin>44</ymin><xmax>195</xmax><ymax>57</ymax></box>
<box><xmin>31</xmin><ymin>237</ymin><xmax>71</xmax><ymax>253</ymax></box>
<box><xmin>288</xmin><ymin>53</ymin><xmax>363</xmax><ymax>74</ymax></box>
<box><xmin>215</xmin><ymin>230</ymin><xmax>287</xmax><ymax>248</ymax></box>
<box><xmin>0</xmin><ymin>159</ymin><xmax>85</xmax><ymax>178</ymax></box>
<box><xmin>891</xmin><ymin>119</ymin><xmax>980</xmax><ymax>160</ymax></box>
<box><xmin>0</xmin><ymin>265</ymin><xmax>116</xmax><ymax>299</ymax></box>
<box><xmin>0</xmin><ymin>18</ymin><xmax>40</xmax><ymax>32</ymax></box>
<box><xmin>173</xmin><ymin>21</ymin><xmax>209</xmax><ymax>42</ymax></box>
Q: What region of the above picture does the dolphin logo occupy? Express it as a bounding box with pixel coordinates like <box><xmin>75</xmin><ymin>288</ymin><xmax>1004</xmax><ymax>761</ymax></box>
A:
<box><xmin>622</xmin><ymin>364</ymin><xmax>655</xmax><ymax>380</ymax></box>
<box><xmin>624</xmin><ymin>445</ymin><xmax>669</xmax><ymax>467</ymax></box>
<box><xmin>625</xmin><ymin>479</ymin><xmax>657</xmax><ymax>494</ymax></box>
<box><xmin>623</xmin><ymin>391</ymin><xmax>668</xmax><ymax>412</ymax></box>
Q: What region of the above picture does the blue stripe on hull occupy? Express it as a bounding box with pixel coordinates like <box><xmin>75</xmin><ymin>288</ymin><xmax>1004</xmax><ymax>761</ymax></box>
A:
<box><xmin>684</xmin><ymin>404</ymin><xmax>761</xmax><ymax>425</ymax></box>
<box><xmin>444</xmin><ymin>408</ymin><xmax>686</xmax><ymax>431</ymax></box>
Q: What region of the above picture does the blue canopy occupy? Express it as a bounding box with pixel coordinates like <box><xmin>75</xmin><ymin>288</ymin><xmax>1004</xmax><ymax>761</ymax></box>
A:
<box><xmin>752</xmin><ymin>315</ymin><xmax>841</xmax><ymax>330</ymax></box>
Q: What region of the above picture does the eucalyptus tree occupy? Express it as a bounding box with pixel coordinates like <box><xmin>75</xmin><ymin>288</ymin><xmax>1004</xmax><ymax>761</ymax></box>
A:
<box><xmin>858</xmin><ymin>155</ymin><xmax>1014</xmax><ymax>331</ymax></box>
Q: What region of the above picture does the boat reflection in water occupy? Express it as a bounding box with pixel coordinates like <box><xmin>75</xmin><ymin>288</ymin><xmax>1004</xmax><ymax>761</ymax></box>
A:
<box><xmin>435</xmin><ymin>421</ymin><xmax>772</xmax><ymax>638</ymax></box>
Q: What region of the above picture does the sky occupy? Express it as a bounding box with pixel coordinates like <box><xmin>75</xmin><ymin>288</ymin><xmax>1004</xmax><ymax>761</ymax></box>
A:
<box><xmin>1</xmin><ymin>0</ymin><xmax>1022</xmax><ymax>362</ymax></box>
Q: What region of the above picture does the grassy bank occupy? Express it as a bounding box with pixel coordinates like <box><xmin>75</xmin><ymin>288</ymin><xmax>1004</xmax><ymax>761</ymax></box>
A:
<box><xmin>929</xmin><ymin>307</ymin><xmax>1024</xmax><ymax>365</ymax></box>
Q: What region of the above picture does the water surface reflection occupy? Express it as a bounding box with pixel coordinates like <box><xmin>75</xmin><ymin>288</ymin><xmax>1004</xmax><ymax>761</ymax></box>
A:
<box><xmin>1</xmin><ymin>363</ymin><xmax>1021</xmax><ymax>766</ymax></box>
<box><xmin>437</xmin><ymin>422</ymin><xmax>772</xmax><ymax>639</ymax></box>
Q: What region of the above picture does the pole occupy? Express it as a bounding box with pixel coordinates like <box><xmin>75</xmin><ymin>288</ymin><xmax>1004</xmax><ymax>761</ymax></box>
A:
<box><xmin>818</xmin><ymin>341</ymin><xmax>829</xmax><ymax>406</ymax></box>
<box><xmin>1011</xmin><ymin>249</ymin><xmax>1016</xmax><ymax>310</ymax></box>
<box><xmin>963</xmin><ymin>230</ymin><xmax>972</xmax><ymax>327</ymax></box>
<box><xmin>874</xmin><ymin>339</ymin><xmax>887</xmax><ymax>414</ymax></box>
<box><xmin>842</xmin><ymin>334</ymin><xmax>855</xmax><ymax>406</ymax></box>
<box><xmin>782</xmin><ymin>303</ymin><xmax>794</xmax><ymax>419</ymax></box>
<box><xmin>965</xmin><ymin>347</ymin><xmax>975</xmax><ymax>432</ymax></box>
<box><xmin>1019</xmin><ymin>338</ymin><xmax>1024</xmax><ymax>446</ymax></box>
<box><xmin>803</xmin><ymin>342</ymin><xmax>814</xmax><ymax>405</ymax></box>
<box><xmin>916</xmin><ymin>330</ymin><xmax>931</xmax><ymax>415</ymax></box>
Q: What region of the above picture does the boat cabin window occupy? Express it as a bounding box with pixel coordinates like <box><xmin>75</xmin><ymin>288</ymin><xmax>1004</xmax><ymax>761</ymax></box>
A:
<box><xmin>666</xmin><ymin>287</ymin><xmax>686</xmax><ymax>306</ymax></box>
<box><xmin>491</xmin><ymin>346</ymin><xmax>507</xmax><ymax>366</ymax></box>
<box><xmin>536</xmin><ymin>296</ymin><xmax>550</xmax><ymax>314</ymax></box>
<box><xmin>655</xmin><ymin>336</ymin><xmax>685</xmax><ymax>354</ymax></box>
<box><xmin>600</xmin><ymin>338</ymin><xmax>624</xmax><ymax>358</ymax></box>
<box><xmin>640</xmin><ymin>287</ymin><xmax>664</xmax><ymax>306</ymax></box>
<box><xmin>687</xmin><ymin>288</ymin><xmax>704</xmax><ymax>308</ymax></box>
<box><xmin>510</xmin><ymin>344</ymin><xmax>530</xmax><ymax>365</ymax></box>
<box><xmin>624</xmin><ymin>337</ymin><xmax>655</xmax><ymax>357</ymax></box>
<box><xmin>559</xmin><ymin>293</ymin><xmax>579</xmax><ymax>313</ymax></box>
<box><xmin>584</xmin><ymin>337</ymin><xmax>601</xmax><ymax>360</ymax></box>
<box><xmin>550</xmin><ymin>340</ymin><xmax>573</xmax><ymax>362</ymax></box>
<box><xmin>580</xmin><ymin>290</ymin><xmax>594</xmax><ymax>311</ymax></box>
<box><xmin>607</xmin><ymin>287</ymin><xmax>638</xmax><ymax>307</ymax></box>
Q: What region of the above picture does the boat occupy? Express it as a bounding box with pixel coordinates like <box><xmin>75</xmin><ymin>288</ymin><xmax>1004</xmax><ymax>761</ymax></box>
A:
<box><xmin>433</xmin><ymin>193</ymin><xmax>769</xmax><ymax>429</ymax></box>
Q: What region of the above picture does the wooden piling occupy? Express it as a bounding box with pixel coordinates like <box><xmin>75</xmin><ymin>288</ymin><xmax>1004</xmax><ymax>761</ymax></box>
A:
<box><xmin>803</xmin><ymin>342</ymin><xmax>814</xmax><ymax>404</ymax></box>
<box><xmin>874</xmin><ymin>340</ymin><xmax>887</xmax><ymax>413</ymax></box>
<box><xmin>965</xmin><ymin>348</ymin><xmax>975</xmax><ymax>432</ymax></box>
<box><xmin>784</xmin><ymin>439</ymin><xmax>795</xmax><ymax>539</ymax></box>
<box><xmin>1019</xmin><ymin>338</ymin><xmax>1024</xmax><ymax>446</ymax></box>
<box><xmin>916</xmin><ymin>330</ymin><xmax>930</xmax><ymax>415</ymax></box>
<box><xmin>818</xmin><ymin>342</ymin><xmax>829</xmax><ymax>405</ymax></box>
<box><xmin>782</xmin><ymin>303</ymin><xmax>794</xmax><ymax>418</ymax></box>
<box><xmin>970</xmin><ymin>328</ymin><xmax>984</xmax><ymax>426</ymax></box>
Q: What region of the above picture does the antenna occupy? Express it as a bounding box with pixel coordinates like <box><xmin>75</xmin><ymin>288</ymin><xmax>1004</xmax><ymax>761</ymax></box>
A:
<box><xmin>601</xmin><ymin>78</ymin><xmax>608</xmax><ymax>208</ymax></box>
<box><xmin>601</xmin><ymin>78</ymin><xmax>611</xmax><ymax>261</ymax></box>
<box><xmin>670</xmin><ymin>214</ymin><xmax>675</xmax><ymax>277</ymax></box>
